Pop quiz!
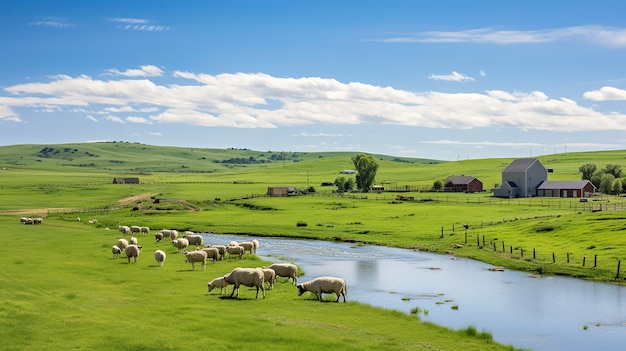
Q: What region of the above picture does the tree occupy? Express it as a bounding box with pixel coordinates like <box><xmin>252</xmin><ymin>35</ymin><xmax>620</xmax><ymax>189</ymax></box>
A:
<box><xmin>433</xmin><ymin>180</ymin><xmax>443</xmax><ymax>191</ymax></box>
<box><xmin>604</xmin><ymin>163</ymin><xmax>623</xmax><ymax>179</ymax></box>
<box><xmin>334</xmin><ymin>176</ymin><xmax>354</xmax><ymax>192</ymax></box>
<box><xmin>352</xmin><ymin>153</ymin><xmax>379</xmax><ymax>192</ymax></box>
<box><xmin>612</xmin><ymin>178</ymin><xmax>622</xmax><ymax>195</ymax></box>
<box><xmin>599</xmin><ymin>173</ymin><xmax>616</xmax><ymax>194</ymax></box>
<box><xmin>579</xmin><ymin>162</ymin><xmax>597</xmax><ymax>181</ymax></box>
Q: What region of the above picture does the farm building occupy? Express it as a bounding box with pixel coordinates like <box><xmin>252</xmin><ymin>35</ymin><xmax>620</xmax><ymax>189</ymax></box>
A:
<box><xmin>267</xmin><ymin>186</ymin><xmax>297</xmax><ymax>196</ymax></box>
<box><xmin>112</xmin><ymin>177</ymin><xmax>140</xmax><ymax>184</ymax></box>
<box><xmin>493</xmin><ymin>158</ymin><xmax>548</xmax><ymax>198</ymax></box>
<box><xmin>537</xmin><ymin>180</ymin><xmax>596</xmax><ymax>198</ymax></box>
<box><xmin>444</xmin><ymin>176</ymin><xmax>483</xmax><ymax>193</ymax></box>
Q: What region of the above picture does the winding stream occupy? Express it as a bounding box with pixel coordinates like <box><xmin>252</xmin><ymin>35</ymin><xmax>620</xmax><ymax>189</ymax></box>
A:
<box><xmin>200</xmin><ymin>233</ymin><xmax>626</xmax><ymax>351</ymax></box>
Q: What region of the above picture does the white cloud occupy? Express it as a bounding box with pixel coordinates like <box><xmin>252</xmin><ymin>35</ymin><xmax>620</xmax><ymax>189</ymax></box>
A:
<box><xmin>420</xmin><ymin>139</ymin><xmax>620</xmax><ymax>149</ymax></box>
<box><xmin>28</xmin><ymin>16</ymin><xmax>74</xmax><ymax>28</ymax></box>
<box><xmin>294</xmin><ymin>132</ymin><xmax>353</xmax><ymax>137</ymax></box>
<box><xmin>105</xmin><ymin>65</ymin><xmax>163</xmax><ymax>77</ymax></box>
<box><xmin>126</xmin><ymin>116</ymin><xmax>152</xmax><ymax>124</ymax></box>
<box><xmin>480</xmin><ymin>70</ymin><xmax>486</xmax><ymax>77</ymax></box>
<box><xmin>108</xmin><ymin>17</ymin><xmax>170</xmax><ymax>31</ymax></box>
<box><xmin>428</xmin><ymin>71</ymin><xmax>475</xmax><ymax>82</ymax></box>
<box><xmin>376</xmin><ymin>25</ymin><xmax>626</xmax><ymax>47</ymax></box>
<box><xmin>86</xmin><ymin>115</ymin><xmax>98</xmax><ymax>122</ymax></box>
<box><xmin>583</xmin><ymin>86</ymin><xmax>626</xmax><ymax>101</ymax></box>
<box><xmin>4</xmin><ymin>69</ymin><xmax>626</xmax><ymax>133</ymax></box>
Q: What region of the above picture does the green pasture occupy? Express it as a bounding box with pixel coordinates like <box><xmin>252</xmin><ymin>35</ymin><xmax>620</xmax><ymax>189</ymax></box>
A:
<box><xmin>0</xmin><ymin>216</ymin><xmax>514</xmax><ymax>351</ymax></box>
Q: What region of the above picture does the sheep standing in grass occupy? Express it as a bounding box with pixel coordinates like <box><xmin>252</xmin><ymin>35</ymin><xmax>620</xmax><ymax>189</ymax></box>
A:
<box><xmin>226</xmin><ymin>245</ymin><xmax>244</xmax><ymax>259</ymax></box>
<box><xmin>297</xmin><ymin>277</ymin><xmax>347</xmax><ymax>302</ymax></box>
<box><xmin>154</xmin><ymin>250</ymin><xmax>166</xmax><ymax>267</ymax></box>
<box><xmin>183</xmin><ymin>250</ymin><xmax>207</xmax><ymax>270</ymax></box>
<box><xmin>208</xmin><ymin>245</ymin><xmax>226</xmax><ymax>259</ymax></box>
<box><xmin>200</xmin><ymin>247</ymin><xmax>220</xmax><ymax>262</ymax></box>
<box><xmin>239</xmin><ymin>241</ymin><xmax>255</xmax><ymax>255</ymax></box>
<box><xmin>112</xmin><ymin>245</ymin><xmax>122</xmax><ymax>258</ymax></box>
<box><xmin>118</xmin><ymin>225</ymin><xmax>130</xmax><ymax>235</ymax></box>
<box><xmin>224</xmin><ymin>268</ymin><xmax>265</xmax><ymax>299</ymax></box>
<box><xmin>140</xmin><ymin>226</ymin><xmax>150</xmax><ymax>235</ymax></box>
<box><xmin>117</xmin><ymin>238</ymin><xmax>129</xmax><ymax>251</ymax></box>
<box><xmin>267</xmin><ymin>263</ymin><xmax>298</xmax><ymax>285</ymax></box>
<box><xmin>130</xmin><ymin>225</ymin><xmax>141</xmax><ymax>234</ymax></box>
<box><xmin>155</xmin><ymin>232</ymin><xmax>164</xmax><ymax>243</ymax></box>
<box><xmin>130</xmin><ymin>237</ymin><xmax>138</xmax><ymax>245</ymax></box>
<box><xmin>184</xmin><ymin>233</ymin><xmax>204</xmax><ymax>247</ymax></box>
<box><xmin>207</xmin><ymin>277</ymin><xmax>229</xmax><ymax>295</ymax></box>
<box><xmin>172</xmin><ymin>238</ymin><xmax>189</xmax><ymax>252</ymax></box>
<box><xmin>259</xmin><ymin>268</ymin><xmax>276</xmax><ymax>290</ymax></box>
<box><xmin>125</xmin><ymin>245</ymin><xmax>143</xmax><ymax>263</ymax></box>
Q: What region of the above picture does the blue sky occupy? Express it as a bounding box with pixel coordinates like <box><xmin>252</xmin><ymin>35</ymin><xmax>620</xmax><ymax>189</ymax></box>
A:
<box><xmin>2</xmin><ymin>0</ymin><xmax>626</xmax><ymax>161</ymax></box>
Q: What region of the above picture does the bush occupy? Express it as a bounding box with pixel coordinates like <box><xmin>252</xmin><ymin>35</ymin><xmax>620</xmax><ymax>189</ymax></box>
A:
<box><xmin>296</xmin><ymin>221</ymin><xmax>308</xmax><ymax>227</ymax></box>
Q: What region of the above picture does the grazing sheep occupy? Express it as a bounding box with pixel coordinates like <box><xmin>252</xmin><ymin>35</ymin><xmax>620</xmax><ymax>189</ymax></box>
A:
<box><xmin>22</xmin><ymin>218</ymin><xmax>33</xmax><ymax>225</ymax></box>
<box><xmin>130</xmin><ymin>237</ymin><xmax>138</xmax><ymax>245</ymax></box>
<box><xmin>159</xmin><ymin>229</ymin><xmax>173</xmax><ymax>238</ymax></box>
<box><xmin>20</xmin><ymin>217</ymin><xmax>28</xmax><ymax>224</ymax></box>
<box><xmin>154</xmin><ymin>232</ymin><xmax>164</xmax><ymax>243</ymax></box>
<box><xmin>112</xmin><ymin>245</ymin><xmax>122</xmax><ymax>258</ymax></box>
<box><xmin>207</xmin><ymin>277</ymin><xmax>229</xmax><ymax>295</ymax></box>
<box><xmin>183</xmin><ymin>250</ymin><xmax>207</xmax><ymax>270</ymax></box>
<box><xmin>224</xmin><ymin>268</ymin><xmax>265</xmax><ymax>299</ymax></box>
<box><xmin>140</xmin><ymin>226</ymin><xmax>150</xmax><ymax>235</ymax></box>
<box><xmin>200</xmin><ymin>247</ymin><xmax>220</xmax><ymax>262</ymax></box>
<box><xmin>130</xmin><ymin>225</ymin><xmax>141</xmax><ymax>234</ymax></box>
<box><xmin>266</xmin><ymin>263</ymin><xmax>298</xmax><ymax>285</ymax></box>
<box><xmin>228</xmin><ymin>241</ymin><xmax>239</xmax><ymax>247</ymax></box>
<box><xmin>252</xmin><ymin>239</ymin><xmax>259</xmax><ymax>254</ymax></box>
<box><xmin>88</xmin><ymin>219</ymin><xmax>98</xmax><ymax>224</ymax></box>
<box><xmin>117</xmin><ymin>238</ymin><xmax>129</xmax><ymax>251</ymax></box>
<box><xmin>226</xmin><ymin>245</ymin><xmax>244</xmax><ymax>259</ymax></box>
<box><xmin>259</xmin><ymin>268</ymin><xmax>276</xmax><ymax>290</ymax></box>
<box><xmin>170</xmin><ymin>230</ymin><xmax>179</xmax><ymax>241</ymax></box>
<box><xmin>32</xmin><ymin>218</ymin><xmax>43</xmax><ymax>224</ymax></box>
<box><xmin>239</xmin><ymin>241</ymin><xmax>255</xmax><ymax>254</ymax></box>
<box><xmin>118</xmin><ymin>225</ymin><xmax>130</xmax><ymax>235</ymax></box>
<box><xmin>125</xmin><ymin>245</ymin><xmax>143</xmax><ymax>263</ymax></box>
<box><xmin>154</xmin><ymin>250</ymin><xmax>166</xmax><ymax>267</ymax></box>
<box><xmin>208</xmin><ymin>245</ymin><xmax>226</xmax><ymax>259</ymax></box>
<box><xmin>76</xmin><ymin>217</ymin><xmax>81</xmax><ymax>222</ymax></box>
<box><xmin>172</xmin><ymin>238</ymin><xmax>189</xmax><ymax>252</ymax></box>
<box><xmin>184</xmin><ymin>233</ymin><xmax>204</xmax><ymax>246</ymax></box>
<box><xmin>297</xmin><ymin>277</ymin><xmax>347</xmax><ymax>302</ymax></box>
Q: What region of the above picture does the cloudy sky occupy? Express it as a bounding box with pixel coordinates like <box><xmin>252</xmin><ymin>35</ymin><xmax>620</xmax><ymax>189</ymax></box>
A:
<box><xmin>2</xmin><ymin>0</ymin><xmax>626</xmax><ymax>161</ymax></box>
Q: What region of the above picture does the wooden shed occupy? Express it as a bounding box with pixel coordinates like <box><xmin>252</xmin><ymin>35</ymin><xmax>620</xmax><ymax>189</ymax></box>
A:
<box><xmin>444</xmin><ymin>176</ymin><xmax>483</xmax><ymax>193</ymax></box>
<box><xmin>113</xmin><ymin>177</ymin><xmax>140</xmax><ymax>184</ymax></box>
<box><xmin>267</xmin><ymin>186</ymin><xmax>296</xmax><ymax>196</ymax></box>
<box><xmin>537</xmin><ymin>180</ymin><xmax>596</xmax><ymax>198</ymax></box>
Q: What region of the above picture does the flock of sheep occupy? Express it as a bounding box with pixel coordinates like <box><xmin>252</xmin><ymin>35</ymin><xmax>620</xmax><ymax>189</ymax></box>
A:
<box><xmin>110</xmin><ymin>225</ymin><xmax>347</xmax><ymax>302</ymax></box>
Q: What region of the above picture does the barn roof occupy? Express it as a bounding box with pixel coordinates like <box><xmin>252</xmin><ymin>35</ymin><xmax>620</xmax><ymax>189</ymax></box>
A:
<box><xmin>445</xmin><ymin>176</ymin><xmax>479</xmax><ymax>185</ymax></box>
<box><xmin>537</xmin><ymin>180</ymin><xmax>595</xmax><ymax>190</ymax></box>
<box><xmin>503</xmin><ymin>158</ymin><xmax>544</xmax><ymax>173</ymax></box>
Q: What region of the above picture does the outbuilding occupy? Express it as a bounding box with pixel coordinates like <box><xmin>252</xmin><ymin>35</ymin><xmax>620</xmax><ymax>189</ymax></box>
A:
<box><xmin>537</xmin><ymin>180</ymin><xmax>596</xmax><ymax>198</ymax></box>
<box><xmin>444</xmin><ymin>176</ymin><xmax>483</xmax><ymax>193</ymax></box>
<box><xmin>113</xmin><ymin>177</ymin><xmax>140</xmax><ymax>184</ymax></box>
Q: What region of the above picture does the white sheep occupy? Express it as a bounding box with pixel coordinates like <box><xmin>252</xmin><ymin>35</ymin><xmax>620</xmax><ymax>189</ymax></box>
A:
<box><xmin>266</xmin><ymin>263</ymin><xmax>298</xmax><ymax>285</ymax></box>
<box><xmin>259</xmin><ymin>268</ymin><xmax>276</xmax><ymax>290</ymax></box>
<box><xmin>183</xmin><ymin>250</ymin><xmax>207</xmax><ymax>270</ymax></box>
<box><xmin>130</xmin><ymin>225</ymin><xmax>141</xmax><ymax>234</ymax></box>
<box><xmin>252</xmin><ymin>239</ymin><xmax>259</xmax><ymax>253</ymax></box>
<box><xmin>154</xmin><ymin>232</ymin><xmax>164</xmax><ymax>243</ymax></box>
<box><xmin>226</xmin><ymin>245</ymin><xmax>244</xmax><ymax>259</ymax></box>
<box><xmin>184</xmin><ymin>233</ymin><xmax>204</xmax><ymax>246</ymax></box>
<box><xmin>170</xmin><ymin>230</ymin><xmax>179</xmax><ymax>241</ymax></box>
<box><xmin>200</xmin><ymin>247</ymin><xmax>220</xmax><ymax>262</ymax></box>
<box><xmin>224</xmin><ymin>268</ymin><xmax>265</xmax><ymax>299</ymax></box>
<box><xmin>112</xmin><ymin>245</ymin><xmax>122</xmax><ymax>258</ymax></box>
<box><xmin>140</xmin><ymin>226</ymin><xmax>150</xmax><ymax>235</ymax></box>
<box><xmin>125</xmin><ymin>245</ymin><xmax>143</xmax><ymax>263</ymax></box>
<box><xmin>159</xmin><ymin>229</ymin><xmax>173</xmax><ymax>238</ymax></box>
<box><xmin>130</xmin><ymin>237</ymin><xmax>138</xmax><ymax>245</ymax></box>
<box><xmin>117</xmin><ymin>238</ymin><xmax>129</xmax><ymax>251</ymax></box>
<box><xmin>238</xmin><ymin>241</ymin><xmax>255</xmax><ymax>254</ymax></box>
<box><xmin>154</xmin><ymin>250</ymin><xmax>166</xmax><ymax>267</ymax></box>
<box><xmin>172</xmin><ymin>238</ymin><xmax>189</xmax><ymax>252</ymax></box>
<box><xmin>76</xmin><ymin>217</ymin><xmax>81</xmax><ymax>222</ymax></box>
<box><xmin>118</xmin><ymin>225</ymin><xmax>130</xmax><ymax>235</ymax></box>
<box><xmin>207</xmin><ymin>277</ymin><xmax>229</xmax><ymax>295</ymax></box>
<box><xmin>296</xmin><ymin>277</ymin><xmax>347</xmax><ymax>302</ymax></box>
<box><xmin>208</xmin><ymin>245</ymin><xmax>226</xmax><ymax>259</ymax></box>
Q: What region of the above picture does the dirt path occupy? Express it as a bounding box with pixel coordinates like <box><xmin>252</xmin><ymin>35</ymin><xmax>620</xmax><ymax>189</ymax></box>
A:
<box><xmin>0</xmin><ymin>192</ymin><xmax>156</xmax><ymax>216</ymax></box>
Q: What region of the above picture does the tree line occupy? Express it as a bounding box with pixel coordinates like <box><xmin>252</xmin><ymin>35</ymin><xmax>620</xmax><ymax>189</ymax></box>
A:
<box><xmin>579</xmin><ymin>162</ymin><xmax>624</xmax><ymax>194</ymax></box>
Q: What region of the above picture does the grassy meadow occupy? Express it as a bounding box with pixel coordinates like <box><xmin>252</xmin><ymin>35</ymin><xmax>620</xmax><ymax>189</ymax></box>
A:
<box><xmin>2</xmin><ymin>141</ymin><xmax>626</xmax><ymax>350</ymax></box>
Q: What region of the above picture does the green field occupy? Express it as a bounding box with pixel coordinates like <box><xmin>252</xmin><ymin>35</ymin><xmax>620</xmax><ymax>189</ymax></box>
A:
<box><xmin>2</xmin><ymin>141</ymin><xmax>626</xmax><ymax>350</ymax></box>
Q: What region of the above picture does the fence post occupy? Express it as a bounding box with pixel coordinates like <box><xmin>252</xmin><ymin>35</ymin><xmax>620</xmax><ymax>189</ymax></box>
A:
<box><xmin>521</xmin><ymin>248</ymin><xmax>524</xmax><ymax>258</ymax></box>
<box><xmin>476</xmin><ymin>233</ymin><xmax>480</xmax><ymax>247</ymax></box>
<box><xmin>594</xmin><ymin>255</ymin><xmax>597</xmax><ymax>268</ymax></box>
<box><xmin>482</xmin><ymin>235</ymin><xmax>485</xmax><ymax>247</ymax></box>
<box><xmin>464</xmin><ymin>229</ymin><xmax>467</xmax><ymax>244</ymax></box>
<box><xmin>583</xmin><ymin>256</ymin><xmax>586</xmax><ymax>267</ymax></box>
<box><xmin>533</xmin><ymin>248</ymin><xmax>536</xmax><ymax>259</ymax></box>
<box><xmin>502</xmin><ymin>241</ymin><xmax>505</xmax><ymax>252</ymax></box>
<box><xmin>552</xmin><ymin>252</ymin><xmax>556</xmax><ymax>263</ymax></box>
<box><xmin>616</xmin><ymin>260</ymin><xmax>621</xmax><ymax>280</ymax></box>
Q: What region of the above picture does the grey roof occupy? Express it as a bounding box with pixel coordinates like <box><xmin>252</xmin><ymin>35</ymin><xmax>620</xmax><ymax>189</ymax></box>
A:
<box><xmin>445</xmin><ymin>176</ymin><xmax>479</xmax><ymax>185</ymax></box>
<box><xmin>537</xmin><ymin>180</ymin><xmax>595</xmax><ymax>190</ymax></box>
<box><xmin>503</xmin><ymin>158</ymin><xmax>544</xmax><ymax>173</ymax></box>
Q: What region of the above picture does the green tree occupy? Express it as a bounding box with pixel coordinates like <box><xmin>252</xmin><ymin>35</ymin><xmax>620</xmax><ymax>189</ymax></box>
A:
<box><xmin>579</xmin><ymin>162</ymin><xmax>597</xmax><ymax>181</ymax></box>
<box><xmin>590</xmin><ymin>170</ymin><xmax>605</xmax><ymax>189</ymax></box>
<box><xmin>334</xmin><ymin>176</ymin><xmax>354</xmax><ymax>192</ymax></box>
<box><xmin>352</xmin><ymin>153</ymin><xmax>379</xmax><ymax>192</ymax></box>
<box><xmin>433</xmin><ymin>180</ymin><xmax>443</xmax><ymax>191</ymax></box>
<box><xmin>612</xmin><ymin>178</ymin><xmax>622</xmax><ymax>195</ymax></box>
<box><xmin>604</xmin><ymin>163</ymin><xmax>623</xmax><ymax>178</ymax></box>
<box><xmin>599</xmin><ymin>173</ymin><xmax>616</xmax><ymax>194</ymax></box>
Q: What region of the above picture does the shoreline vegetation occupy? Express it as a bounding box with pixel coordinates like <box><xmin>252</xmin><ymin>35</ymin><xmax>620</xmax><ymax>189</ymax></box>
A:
<box><xmin>2</xmin><ymin>142</ymin><xmax>626</xmax><ymax>350</ymax></box>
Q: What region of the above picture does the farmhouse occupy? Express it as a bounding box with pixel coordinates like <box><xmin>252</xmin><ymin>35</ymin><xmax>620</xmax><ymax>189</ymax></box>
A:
<box><xmin>444</xmin><ymin>176</ymin><xmax>483</xmax><ymax>193</ymax></box>
<box><xmin>493</xmin><ymin>158</ymin><xmax>548</xmax><ymax>198</ymax></box>
<box><xmin>112</xmin><ymin>177</ymin><xmax>140</xmax><ymax>184</ymax></box>
<box><xmin>267</xmin><ymin>186</ymin><xmax>297</xmax><ymax>196</ymax></box>
<box><xmin>537</xmin><ymin>180</ymin><xmax>596</xmax><ymax>198</ymax></box>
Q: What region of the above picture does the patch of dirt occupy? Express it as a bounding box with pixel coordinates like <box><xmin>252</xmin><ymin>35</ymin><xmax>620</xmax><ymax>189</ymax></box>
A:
<box><xmin>118</xmin><ymin>192</ymin><xmax>157</xmax><ymax>205</ymax></box>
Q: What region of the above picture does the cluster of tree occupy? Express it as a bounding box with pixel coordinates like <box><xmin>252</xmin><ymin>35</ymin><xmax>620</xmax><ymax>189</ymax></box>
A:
<box><xmin>579</xmin><ymin>162</ymin><xmax>624</xmax><ymax>195</ymax></box>
<box><xmin>333</xmin><ymin>154</ymin><xmax>379</xmax><ymax>193</ymax></box>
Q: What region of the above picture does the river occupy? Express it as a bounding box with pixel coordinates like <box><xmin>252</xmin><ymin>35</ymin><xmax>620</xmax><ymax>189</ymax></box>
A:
<box><xmin>200</xmin><ymin>233</ymin><xmax>626</xmax><ymax>351</ymax></box>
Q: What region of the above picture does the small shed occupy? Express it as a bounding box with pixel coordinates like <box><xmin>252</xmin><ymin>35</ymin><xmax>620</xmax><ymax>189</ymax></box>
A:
<box><xmin>113</xmin><ymin>177</ymin><xmax>140</xmax><ymax>184</ymax></box>
<box><xmin>444</xmin><ymin>176</ymin><xmax>483</xmax><ymax>193</ymax></box>
<box><xmin>267</xmin><ymin>186</ymin><xmax>296</xmax><ymax>196</ymax></box>
<box><xmin>537</xmin><ymin>180</ymin><xmax>596</xmax><ymax>198</ymax></box>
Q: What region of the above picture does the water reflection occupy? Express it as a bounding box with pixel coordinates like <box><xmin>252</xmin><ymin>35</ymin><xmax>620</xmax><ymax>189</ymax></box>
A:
<box><xmin>201</xmin><ymin>233</ymin><xmax>626</xmax><ymax>351</ymax></box>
